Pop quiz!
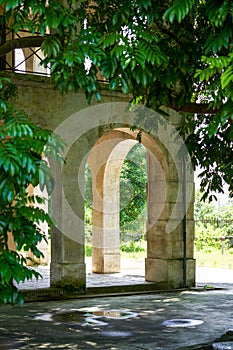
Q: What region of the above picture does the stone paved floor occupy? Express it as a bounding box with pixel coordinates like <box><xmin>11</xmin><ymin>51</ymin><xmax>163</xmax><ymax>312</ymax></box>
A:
<box><xmin>1</xmin><ymin>288</ymin><xmax>233</xmax><ymax>349</ymax></box>
<box><xmin>18</xmin><ymin>258</ymin><xmax>147</xmax><ymax>290</ymax></box>
<box><xmin>3</xmin><ymin>259</ymin><xmax>233</xmax><ymax>350</ymax></box>
<box><xmin>18</xmin><ymin>258</ymin><xmax>233</xmax><ymax>290</ymax></box>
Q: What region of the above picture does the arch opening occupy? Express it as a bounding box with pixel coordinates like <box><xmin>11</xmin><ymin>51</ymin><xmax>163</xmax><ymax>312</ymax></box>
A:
<box><xmin>86</xmin><ymin>126</ymin><xmax>168</xmax><ymax>280</ymax></box>
<box><xmin>49</xmin><ymin>102</ymin><xmax>195</xmax><ymax>290</ymax></box>
<box><xmin>85</xmin><ymin>137</ymin><xmax>148</xmax><ymax>277</ymax></box>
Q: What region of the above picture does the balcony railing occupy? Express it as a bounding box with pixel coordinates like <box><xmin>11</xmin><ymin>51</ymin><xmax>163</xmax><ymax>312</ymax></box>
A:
<box><xmin>0</xmin><ymin>28</ymin><xmax>50</xmax><ymax>76</ymax></box>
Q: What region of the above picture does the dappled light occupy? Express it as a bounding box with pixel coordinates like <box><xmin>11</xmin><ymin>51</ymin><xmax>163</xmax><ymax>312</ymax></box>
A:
<box><xmin>1</xmin><ymin>292</ymin><xmax>233</xmax><ymax>349</ymax></box>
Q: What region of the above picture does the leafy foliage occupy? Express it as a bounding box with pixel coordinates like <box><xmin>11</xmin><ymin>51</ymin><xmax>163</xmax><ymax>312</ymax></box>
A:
<box><xmin>0</xmin><ymin>78</ymin><xmax>64</xmax><ymax>304</ymax></box>
<box><xmin>194</xmin><ymin>190</ymin><xmax>217</xmax><ymax>220</ymax></box>
<box><xmin>195</xmin><ymin>223</ymin><xmax>225</xmax><ymax>252</ymax></box>
<box><xmin>120</xmin><ymin>143</ymin><xmax>147</xmax><ymax>228</ymax></box>
<box><xmin>194</xmin><ymin>190</ymin><xmax>233</xmax><ymax>252</ymax></box>
<box><xmin>0</xmin><ymin>0</ymin><xmax>232</xmax><ymax>197</ymax></box>
<box><xmin>120</xmin><ymin>240</ymin><xmax>146</xmax><ymax>253</ymax></box>
<box><xmin>179</xmin><ymin>113</ymin><xmax>232</xmax><ymax>200</ymax></box>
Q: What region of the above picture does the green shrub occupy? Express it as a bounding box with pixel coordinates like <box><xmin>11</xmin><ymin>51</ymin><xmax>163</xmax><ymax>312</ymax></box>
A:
<box><xmin>195</xmin><ymin>222</ymin><xmax>226</xmax><ymax>252</ymax></box>
<box><xmin>120</xmin><ymin>240</ymin><xmax>145</xmax><ymax>253</ymax></box>
<box><xmin>85</xmin><ymin>245</ymin><xmax>92</xmax><ymax>257</ymax></box>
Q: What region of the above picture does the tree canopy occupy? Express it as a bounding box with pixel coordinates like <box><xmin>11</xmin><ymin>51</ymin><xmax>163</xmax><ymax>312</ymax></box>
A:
<box><xmin>0</xmin><ymin>0</ymin><xmax>232</xmax><ymax>198</ymax></box>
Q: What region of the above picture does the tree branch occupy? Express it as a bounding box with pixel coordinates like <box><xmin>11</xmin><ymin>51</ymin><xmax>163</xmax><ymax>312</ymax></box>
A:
<box><xmin>0</xmin><ymin>36</ymin><xmax>45</xmax><ymax>57</ymax></box>
<box><xmin>168</xmin><ymin>101</ymin><xmax>217</xmax><ymax>114</ymax></box>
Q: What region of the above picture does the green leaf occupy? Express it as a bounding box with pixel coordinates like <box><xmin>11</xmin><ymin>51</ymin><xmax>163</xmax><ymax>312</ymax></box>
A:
<box><xmin>109</xmin><ymin>77</ymin><xmax>120</xmax><ymax>91</ymax></box>
<box><xmin>0</xmin><ymin>77</ymin><xmax>11</xmax><ymax>89</ymax></box>
<box><xmin>5</xmin><ymin>0</ymin><xmax>20</xmax><ymax>11</ymax></box>
<box><xmin>221</xmin><ymin>66</ymin><xmax>233</xmax><ymax>89</ymax></box>
<box><xmin>112</xmin><ymin>12</ymin><xmax>119</xmax><ymax>26</ymax></box>
<box><xmin>163</xmin><ymin>0</ymin><xmax>195</xmax><ymax>23</ymax></box>
<box><xmin>121</xmin><ymin>77</ymin><xmax>130</xmax><ymax>93</ymax></box>
<box><xmin>95</xmin><ymin>91</ymin><xmax>101</xmax><ymax>102</ymax></box>
<box><xmin>207</xmin><ymin>120</ymin><xmax>220</xmax><ymax>138</ymax></box>
<box><xmin>41</xmin><ymin>36</ymin><xmax>61</xmax><ymax>58</ymax></box>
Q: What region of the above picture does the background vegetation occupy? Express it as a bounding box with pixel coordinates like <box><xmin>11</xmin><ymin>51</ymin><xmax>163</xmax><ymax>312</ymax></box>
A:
<box><xmin>195</xmin><ymin>190</ymin><xmax>233</xmax><ymax>252</ymax></box>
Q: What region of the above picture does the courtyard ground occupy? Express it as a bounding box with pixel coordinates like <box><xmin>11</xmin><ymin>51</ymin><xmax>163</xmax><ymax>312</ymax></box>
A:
<box><xmin>1</xmin><ymin>284</ymin><xmax>233</xmax><ymax>350</ymax></box>
<box><xmin>1</xmin><ymin>259</ymin><xmax>233</xmax><ymax>349</ymax></box>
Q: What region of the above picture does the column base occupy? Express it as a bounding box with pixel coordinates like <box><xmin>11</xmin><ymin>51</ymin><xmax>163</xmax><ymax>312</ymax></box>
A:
<box><xmin>145</xmin><ymin>258</ymin><xmax>196</xmax><ymax>288</ymax></box>
<box><xmin>92</xmin><ymin>248</ymin><xmax>120</xmax><ymax>273</ymax></box>
<box><xmin>50</xmin><ymin>262</ymin><xmax>86</xmax><ymax>293</ymax></box>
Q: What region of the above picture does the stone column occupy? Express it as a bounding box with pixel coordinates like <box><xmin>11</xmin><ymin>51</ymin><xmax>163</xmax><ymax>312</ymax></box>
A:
<box><xmin>89</xmin><ymin>131</ymin><xmax>136</xmax><ymax>273</ymax></box>
<box><xmin>145</xmin><ymin>148</ymin><xmax>195</xmax><ymax>289</ymax></box>
<box><xmin>50</xmin><ymin>142</ymin><xmax>86</xmax><ymax>292</ymax></box>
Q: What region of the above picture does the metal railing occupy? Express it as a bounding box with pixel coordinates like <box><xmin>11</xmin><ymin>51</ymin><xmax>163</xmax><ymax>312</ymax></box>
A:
<box><xmin>195</xmin><ymin>219</ymin><xmax>232</xmax><ymax>227</ymax></box>
<box><xmin>0</xmin><ymin>28</ymin><xmax>50</xmax><ymax>76</ymax></box>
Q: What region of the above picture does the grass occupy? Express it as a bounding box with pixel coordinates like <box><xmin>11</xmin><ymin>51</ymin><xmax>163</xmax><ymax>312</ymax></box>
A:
<box><xmin>121</xmin><ymin>251</ymin><xmax>146</xmax><ymax>261</ymax></box>
<box><xmin>122</xmin><ymin>248</ymin><xmax>233</xmax><ymax>270</ymax></box>
<box><xmin>122</xmin><ymin>247</ymin><xmax>233</xmax><ymax>269</ymax></box>
<box><xmin>195</xmin><ymin>247</ymin><xmax>233</xmax><ymax>269</ymax></box>
<box><xmin>121</xmin><ymin>248</ymin><xmax>233</xmax><ymax>269</ymax></box>
<box><xmin>86</xmin><ymin>244</ymin><xmax>233</xmax><ymax>270</ymax></box>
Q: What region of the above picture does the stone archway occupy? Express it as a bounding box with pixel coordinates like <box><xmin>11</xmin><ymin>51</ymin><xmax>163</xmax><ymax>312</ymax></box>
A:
<box><xmin>48</xmin><ymin>100</ymin><xmax>195</xmax><ymax>291</ymax></box>
<box><xmin>87</xmin><ymin>126</ymin><xmax>195</xmax><ymax>289</ymax></box>
<box><xmin>9</xmin><ymin>73</ymin><xmax>195</xmax><ymax>292</ymax></box>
